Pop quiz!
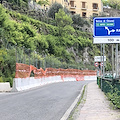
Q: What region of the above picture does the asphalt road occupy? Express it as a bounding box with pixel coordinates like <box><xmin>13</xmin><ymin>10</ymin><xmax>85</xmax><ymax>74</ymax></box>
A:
<box><xmin>0</xmin><ymin>81</ymin><xmax>93</xmax><ymax>120</ymax></box>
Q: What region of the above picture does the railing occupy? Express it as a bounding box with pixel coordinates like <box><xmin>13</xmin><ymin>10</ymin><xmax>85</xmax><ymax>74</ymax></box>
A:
<box><xmin>93</xmin><ymin>8</ymin><xmax>99</xmax><ymax>11</ymax></box>
<box><xmin>81</xmin><ymin>5</ymin><xmax>87</xmax><ymax>10</ymax></box>
<box><xmin>70</xmin><ymin>6</ymin><xmax>76</xmax><ymax>9</ymax></box>
<box><xmin>69</xmin><ymin>0</ymin><xmax>76</xmax><ymax>1</ymax></box>
<box><xmin>97</xmin><ymin>77</ymin><xmax>120</xmax><ymax>93</ymax></box>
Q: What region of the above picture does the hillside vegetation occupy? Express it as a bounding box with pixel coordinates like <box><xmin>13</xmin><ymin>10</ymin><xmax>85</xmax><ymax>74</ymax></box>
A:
<box><xmin>0</xmin><ymin>4</ymin><xmax>100</xmax><ymax>85</ymax></box>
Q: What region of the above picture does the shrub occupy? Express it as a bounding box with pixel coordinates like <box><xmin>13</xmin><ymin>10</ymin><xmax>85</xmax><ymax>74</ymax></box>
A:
<box><xmin>48</xmin><ymin>2</ymin><xmax>63</xmax><ymax>19</ymax></box>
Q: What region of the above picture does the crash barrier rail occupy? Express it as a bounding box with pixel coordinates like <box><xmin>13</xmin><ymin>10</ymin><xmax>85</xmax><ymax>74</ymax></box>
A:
<box><xmin>12</xmin><ymin>63</ymin><xmax>97</xmax><ymax>91</ymax></box>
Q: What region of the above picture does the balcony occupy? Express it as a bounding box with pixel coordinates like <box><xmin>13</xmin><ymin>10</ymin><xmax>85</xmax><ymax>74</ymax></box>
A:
<box><xmin>81</xmin><ymin>6</ymin><xmax>87</xmax><ymax>10</ymax></box>
<box><xmin>70</xmin><ymin>0</ymin><xmax>76</xmax><ymax>1</ymax></box>
<box><xmin>93</xmin><ymin>8</ymin><xmax>99</xmax><ymax>11</ymax></box>
<box><xmin>70</xmin><ymin>6</ymin><xmax>76</xmax><ymax>9</ymax></box>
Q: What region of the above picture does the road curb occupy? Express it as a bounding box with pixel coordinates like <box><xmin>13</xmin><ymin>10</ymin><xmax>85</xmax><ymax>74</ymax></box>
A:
<box><xmin>60</xmin><ymin>84</ymin><xmax>86</xmax><ymax>120</ymax></box>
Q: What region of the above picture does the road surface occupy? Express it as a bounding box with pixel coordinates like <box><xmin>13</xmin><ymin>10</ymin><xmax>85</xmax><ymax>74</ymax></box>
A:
<box><xmin>0</xmin><ymin>81</ymin><xmax>93</xmax><ymax>120</ymax></box>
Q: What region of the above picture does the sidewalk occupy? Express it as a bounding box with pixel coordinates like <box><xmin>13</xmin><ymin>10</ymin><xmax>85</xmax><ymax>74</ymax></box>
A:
<box><xmin>76</xmin><ymin>82</ymin><xmax>120</xmax><ymax>120</ymax></box>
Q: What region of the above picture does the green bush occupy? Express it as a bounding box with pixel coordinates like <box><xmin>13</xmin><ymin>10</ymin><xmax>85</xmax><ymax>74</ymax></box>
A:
<box><xmin>98</xmin><ymin>79</ymin><xmax>120</xmax><ymax>109</ymax></box>
<box><xmin>107</xmin><ymin>88</ymin><xmax>120</xmax><ymax>109</ymax></box>
<box><xmin>0</xmin><ymin>77</ymin><xmax>3</xmax><ymax>82</ymax></box>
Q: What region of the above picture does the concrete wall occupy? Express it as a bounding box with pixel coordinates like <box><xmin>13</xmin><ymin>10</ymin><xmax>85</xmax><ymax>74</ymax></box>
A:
<box><xmin>0</xmin><ymin>82</ymin><xmax>11</xmax><ymax>92</ymax></box>
<box><xmin>12</xmin><ymin>75</ymin><xmax>97</xmax><ymax>92</ymax></box>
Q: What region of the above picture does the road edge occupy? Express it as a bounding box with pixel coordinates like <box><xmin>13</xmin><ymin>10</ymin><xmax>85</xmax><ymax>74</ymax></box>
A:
<box><xmin>60</xmin><ymin>84</ymin><xmax>86</xmax><ymax>120</ymax></box>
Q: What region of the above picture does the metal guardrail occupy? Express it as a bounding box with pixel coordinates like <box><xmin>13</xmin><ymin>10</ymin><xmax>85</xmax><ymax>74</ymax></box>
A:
<box><xmin>102</xmin><ymin>77</ymin><xmax>120</xmax><ymax>82</ymax></box>
<box><xmin>102</xmin><ymin>78</ymin><xmax>112</xmax><ymax>81</ymax></box>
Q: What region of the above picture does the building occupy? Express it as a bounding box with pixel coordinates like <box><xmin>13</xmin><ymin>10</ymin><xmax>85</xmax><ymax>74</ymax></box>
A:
<box><xmin>35</xmin><ymin>0</ymin><xmax>103</xmax><ymax>18</ymax></box>
<box><xmin>69</xmin><ymin>0</ymin><xmax>103</xmax><ymax>17</ymax></box>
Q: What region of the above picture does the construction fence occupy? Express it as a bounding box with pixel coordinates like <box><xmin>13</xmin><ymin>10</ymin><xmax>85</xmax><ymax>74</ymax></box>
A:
<box><xmin>11</xmin><ymin>63</ymin><xmax>97</xmax><ymax>91</ymax></box>
<box><xmin>15</xmin><ymin>63</ymin><xmax>97</xmax><ymax>80</ymax></box>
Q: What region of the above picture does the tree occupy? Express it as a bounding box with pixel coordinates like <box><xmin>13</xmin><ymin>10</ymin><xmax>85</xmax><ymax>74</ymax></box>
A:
<box><xmin>72</xmin><ymin>14</ymin><xmax>90</xmax><ymax>28</ymax></box>
<box><xmin>108</xmin><ymin>0</ymin><xmax>120</xmax><ymax>9</ymax></box>
<box><xmin>102</xmin><ymin>0</ymin><xmax>109</xmax><ymax>6</ymax></box>
<box><xmin>0</xmin><ymin>5</ymin><xmax>8</xmax><ymax>27</ymax></box>
<box><xmin>6</xmin><ymin>0</ymin><xmax>28</xmax><ymax>7</ymax></box>
<box><xmin>55</xmin><ymin>9</ymin><xmax>75</xmax><ymax>46</ymax></box>
<box><xmin>55</xmin><ymin>9</ymin><xmax>74</xmax><ymax>35</ymax></box>
<box><xmin>63</xmin><ymin>7</ymin><xmax>70</xmax><ymax>15</ymax></box>
<box><xmin>55</xmin><ymin>9</ymin><xmax>73</xmax><ymax>27</ymax></box>
<box><xmin>37</xmin><ymin>0</ymin><xmax>49</xmax><ymax>6</ymax></box>
<box><xmin>48</xmin><ymin>2</ymin><xmax>63</xmax><ymax>19</ymax></box>
<box><xmin>0</xmin><ymin>5</ymin><xmax>9</xmax><ymax>47</ymax></box>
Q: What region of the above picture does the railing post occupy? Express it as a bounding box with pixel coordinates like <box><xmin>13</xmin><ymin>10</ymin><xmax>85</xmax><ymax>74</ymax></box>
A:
<box><xmin>29</xmin><ymin>48</ymin><xmax>31</xmax><ymax>65</ymax></box>
<box><xmin>15</xmin><ymin>44</ymin><xmax>17</xmax><ymax>63</ymax></box>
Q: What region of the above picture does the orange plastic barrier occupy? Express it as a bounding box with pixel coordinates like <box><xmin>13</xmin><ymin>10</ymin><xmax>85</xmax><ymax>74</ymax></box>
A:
<box><xmin>15</xmin><ymin>63</ymin><xmax>97</xmax><ymax>79</ymax></box>
<box><xmin>15</xmin><ymin>63</ymin><xmax>30</xmax><ymax>78</ymax></box>
<box><xmin>33</xmin><ymin>68</ymin><xmax>44</xmax><ymax>78</ymax></box>
<box><xmin>76</xmin><ymin>75</ymin><xmax>84</xmax><ymax>81</ymax></box>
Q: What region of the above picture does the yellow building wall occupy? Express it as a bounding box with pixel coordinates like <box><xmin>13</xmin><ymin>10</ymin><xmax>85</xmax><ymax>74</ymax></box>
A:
<box><xmin>35</xmin><ymin>0</ymin><xmax>103</xmax><ymax>17</ymax></box>
<box><xmin>70</xmin><ymin>0</ymin><xmax>102</xmax><ymax>17</ymax></box>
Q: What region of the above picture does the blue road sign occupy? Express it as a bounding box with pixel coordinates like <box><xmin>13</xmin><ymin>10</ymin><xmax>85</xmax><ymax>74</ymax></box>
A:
<box><xmin>93</xmin><ymin>17</ymin><xmax>120</xmax><ymax>44</ymax></box>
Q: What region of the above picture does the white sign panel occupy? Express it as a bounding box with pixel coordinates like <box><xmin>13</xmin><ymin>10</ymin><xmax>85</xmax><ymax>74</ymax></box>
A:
<box><xmin>94</xmin><ymin>56</ymin><xmax>106</xmax><ymax>62</ymax></box>
<box><xmin>93</xmin><ymin>37</ymin><xmax>120</xmax><ymax>44</ymax></box>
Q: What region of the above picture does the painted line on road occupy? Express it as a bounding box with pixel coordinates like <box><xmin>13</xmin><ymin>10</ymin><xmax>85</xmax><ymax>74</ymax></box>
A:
<box><xmin>60</xmin><ymin>84</ymin><xmax>86</xmax><ymax>120</ymax></box>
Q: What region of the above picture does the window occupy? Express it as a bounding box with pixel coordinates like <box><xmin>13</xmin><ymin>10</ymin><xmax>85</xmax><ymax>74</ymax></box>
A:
<box><xmin>70</xmin><ymin>1</ymin><xmax>75</xmax><ymax>7</ymax></box>
<box><xmin>82</xmin><ymin>12</ymin><xmax>86</xmax><ymax>17</ymax></box>
<box><xmin>82</xmin><ymin>2</ymin><xmax>86</xmax><ymax>8</ymax></box>
<box><xmin>64</xmin><ymin>0</ymin><xmax>68</xmax><ymax>2</ymax></box>
<box><xmin>93</xmin><ymin>13</ymin><xmax>98</xmax><ymax>17</ymax></box>
<box><xmin>71</xmin><ymin>11</ymin><xmax>76</xmax><ymax>15</ymax></box>
<box><xmin>93</xmin><ymin>3</ymin><xmax>98</xmax><ymax>9</ymax></box>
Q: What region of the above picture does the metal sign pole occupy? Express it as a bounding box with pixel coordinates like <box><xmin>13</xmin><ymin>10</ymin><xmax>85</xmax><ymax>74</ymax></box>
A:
<box><xmin>116</xmin><ymin>44</ymin><xmax>118</xmax><ymax>77</ymax></box>
<box><xmin>112</xmin><ymin>44</ymin><xmax>114</xmax><ymax>78</ymax></box>
<box><xmin>103</xmin><ymin>44</ymin><xmax>105</xmax><ymax>78</ymax></box>
<box><xmin>101</xmin><ymin>44</ymin><xmax>103</xmax><ymax>90</ymax></box>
